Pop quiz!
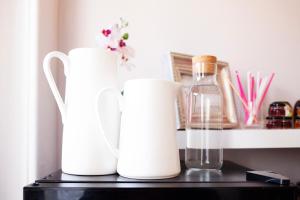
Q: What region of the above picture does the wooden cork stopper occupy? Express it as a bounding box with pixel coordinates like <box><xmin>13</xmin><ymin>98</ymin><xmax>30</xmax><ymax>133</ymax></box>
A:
<box><xmin>192</xmin><ymin>55</ymin><xmax>217</xmax><ymax>63</ymax></box>
<box><xmin>192</xmin><ymin>55</ymin><xmax>217</xmax><ymax>74</ymax></box>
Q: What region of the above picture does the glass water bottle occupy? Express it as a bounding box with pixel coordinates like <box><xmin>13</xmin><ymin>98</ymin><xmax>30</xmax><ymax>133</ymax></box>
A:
<box><xmin>185</xmin><ymin>55</ymin><xmax>223</xmax><ymax>170</ymax></box>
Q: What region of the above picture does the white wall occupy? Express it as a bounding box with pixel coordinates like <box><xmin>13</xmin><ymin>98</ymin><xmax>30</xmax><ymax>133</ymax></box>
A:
<box><xmin>0</xmin><ymin>0</ymin><xmax>59</xmax><ymax>199</ymax></box>
<box><xmin>29</xmin><ymin>0</ymin><xmax>60</xmax><ymax>181</ymax></box>
<box><xmin>58</xmin><ymin>0</ymin><xmax>300</xmax><ymax>104</ymax></box>
<box><xmin>0</xmin><ymin>1</ymin><xmax>29</xmax><ymax>199</ymax></box>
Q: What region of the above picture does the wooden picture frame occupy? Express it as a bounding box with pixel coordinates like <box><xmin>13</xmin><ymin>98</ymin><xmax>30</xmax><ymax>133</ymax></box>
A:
<box><xmin>168</xmin><ymin>52</ymin><xmax>238</xmax><ymax>129</ymax></box>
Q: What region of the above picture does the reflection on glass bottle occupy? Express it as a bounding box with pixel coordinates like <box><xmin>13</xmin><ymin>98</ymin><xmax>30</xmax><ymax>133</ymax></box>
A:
<box><xmin>185</xmin><ymin>168</ymin><xmax>223</xmax><ymax>182</ymax></box>
<box><xmin>185</xmin><ymin>55</ymin><xmax>223</xmax><ymax>170</ymax></box>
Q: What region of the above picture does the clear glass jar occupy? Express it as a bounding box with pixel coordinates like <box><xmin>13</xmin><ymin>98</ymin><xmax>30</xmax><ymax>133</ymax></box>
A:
<box><xmin>185</xmin><ymin>55</ymin><xmax>223</xmax><ymax>170</ymax></box>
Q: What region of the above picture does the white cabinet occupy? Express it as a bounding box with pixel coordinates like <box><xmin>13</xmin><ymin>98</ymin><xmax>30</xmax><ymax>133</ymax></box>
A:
<box><xmin>177</xmin><ymin>129</ymin><xmax>300</xmax><ymax>149</ymax></box>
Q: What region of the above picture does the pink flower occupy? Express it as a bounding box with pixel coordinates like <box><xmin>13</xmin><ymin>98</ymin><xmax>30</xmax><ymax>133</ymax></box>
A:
<box><xmin>102</xmin><ymin>29</ymin><xmax>111</xmax><ymax>37</ymax></box>
<box><xmin>119</xmin><ymin>40</ymin><xmax>126</xmax><ymax>47</ymax></box>
<box><xmin>97</xmin><ymin>18</ymin><xmax>135</xmax><ymax>68</ymax></box>
<box><xmin>118</xmin><ymin>46</ymin><xmax>134</xmax><ymax>61</ymax></box>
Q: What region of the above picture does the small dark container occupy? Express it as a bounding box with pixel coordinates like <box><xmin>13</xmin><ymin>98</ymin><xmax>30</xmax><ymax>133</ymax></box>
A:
<box><xmin>294</xmin><ymin>100</ymin><xmax>300</xmax><ymax>118</ymax></box>
<box><xmin>294</xmin><ymin>117</ymin><xmax>300</xmax><ymax>129</ymax></box>
<box><xmin>265</xmin><ymin>116</ymin><xmax>293</xmax><ymax>129</ymax></box>
<box><xmin>268</xmin><ymin>102</ymin><xmax>293</xmax><ymax>117</ymax></box>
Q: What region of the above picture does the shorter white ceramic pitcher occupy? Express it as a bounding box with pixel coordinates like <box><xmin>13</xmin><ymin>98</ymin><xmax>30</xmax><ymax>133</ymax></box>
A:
<box><xmin>96</xmin><ymin>79</ymin><xmax>181</xmax><ymax>179</ymax></box>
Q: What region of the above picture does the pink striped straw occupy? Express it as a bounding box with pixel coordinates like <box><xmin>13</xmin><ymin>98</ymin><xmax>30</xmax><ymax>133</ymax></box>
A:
<box><xmin>250</xmin><ymin>75</ymin><xmax>255</xmax><ymax>102</ymax></box>
<box><xmin>254</xmin><ymin>72</ymin><xmax>260</xmax><ymax>107</ymax></box>
<box><xmin>259</xmin><ymin>77</ymin><xmax>262</xmax><ymax>86</ymax></box>
<box><xmin>247</xmin><ymin>72</ymin><xmax>251</xmax><ymax>106</ymax></box>
<box><xmin>257</xmin><ymin>73</ymin><xmax>275</xmax><ymax>112</ymax></box>
<box><xmin>235</xmin><ymin>71</ymin><xmax>247</xmax><ymax>103</ymax></box>
<box><xmin>235</xmin><ymin>71</ymin><xmax>249</xmax><ymax>121</ymax></box>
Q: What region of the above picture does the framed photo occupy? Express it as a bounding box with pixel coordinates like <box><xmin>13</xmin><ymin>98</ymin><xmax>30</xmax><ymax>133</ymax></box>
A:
<box><xmin>168</xmin><ymin>52</ymin><xmax>238</xmax><ymax>129</ymax></box>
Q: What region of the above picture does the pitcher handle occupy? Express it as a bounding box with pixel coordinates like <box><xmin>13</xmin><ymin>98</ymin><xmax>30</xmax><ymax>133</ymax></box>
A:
<box><xmin>95</xmin><ymin>87</ymin><xmax>123</xmax><ymax>158</ymax></box>
<box><xmin>43</xmin><ymin>51</ymin><xmax>70</xmax><ymax>124</ymax></box>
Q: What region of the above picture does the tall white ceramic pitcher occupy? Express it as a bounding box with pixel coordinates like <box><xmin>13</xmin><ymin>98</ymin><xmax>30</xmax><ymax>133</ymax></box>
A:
<box><xmin>96</xmin><ymin>79</ymin><xmax>181</xmax><ymax>179</ymax></box>
<box><xmin>43</xmin><ymin>48</ymin><xmax>119</xmax><ymax>175</ymax></box>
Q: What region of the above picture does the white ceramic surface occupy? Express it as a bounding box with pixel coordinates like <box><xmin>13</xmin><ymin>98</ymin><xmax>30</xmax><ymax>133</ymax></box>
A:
<box><xmin>43</xmin><ymin>48</ymin><xmax>119</xmax><ymax>175</ymax></box>
<box><xmin>96</xmin><ymin>79</ymin><xmax>181</xmax><ymax>179</ymax></box>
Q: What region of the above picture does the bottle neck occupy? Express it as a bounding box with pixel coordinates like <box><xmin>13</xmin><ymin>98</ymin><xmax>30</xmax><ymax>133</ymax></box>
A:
<box><xmin>192</xmin><ymin>62</ymin><xmax>217</xmax><ymax>85</ymax></box>
<box><xmin>193</xmin><ymin>73</ymin><xmax>217</xmax><ymax>85</ymax></box>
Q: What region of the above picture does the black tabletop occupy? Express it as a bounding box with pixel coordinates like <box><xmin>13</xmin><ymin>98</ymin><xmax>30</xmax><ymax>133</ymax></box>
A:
<box><xmin>36</xmin><ymin>161</ymin><xmax>252</xmax><ymax>184</ymax></box>
<box><xmin>24</xmin><ymin>161</ymin><xmax>298</xmax><ymax>200</ymax></box>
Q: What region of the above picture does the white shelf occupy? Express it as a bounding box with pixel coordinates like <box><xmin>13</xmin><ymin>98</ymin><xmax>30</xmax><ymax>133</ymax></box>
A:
<box><xmin>176</xmin><ymin>129</ymin><xmax>300</xmax><ymax>149</ymax></box>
